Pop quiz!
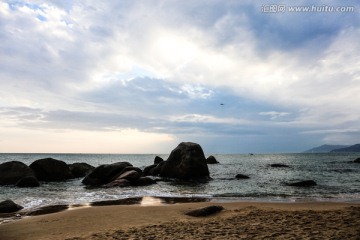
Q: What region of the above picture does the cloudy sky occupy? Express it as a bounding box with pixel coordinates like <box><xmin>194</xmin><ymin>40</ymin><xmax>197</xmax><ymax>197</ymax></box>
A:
<box><xmin>0</xmin><ymin>0</ymin><xmax>359</xmax><ymax>153</ymax></box>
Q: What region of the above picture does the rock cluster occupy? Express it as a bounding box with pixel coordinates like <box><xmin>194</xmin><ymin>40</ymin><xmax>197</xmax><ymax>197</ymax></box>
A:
<box><xmin>0</xmin><ymin>158</ymin><xmax>95</xmax><ymax>188</ymax></box>
<box><xmin>82</xmin><ymin>162</ymin><xmax>155</xmax><ymax>187</ymax></box>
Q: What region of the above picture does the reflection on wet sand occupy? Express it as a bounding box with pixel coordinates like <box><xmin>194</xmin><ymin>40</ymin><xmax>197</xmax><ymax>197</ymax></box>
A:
<box><xmin>140</xmin><ymin>196</ymin><xmax>164</xmax><ymax>206</ymax></box>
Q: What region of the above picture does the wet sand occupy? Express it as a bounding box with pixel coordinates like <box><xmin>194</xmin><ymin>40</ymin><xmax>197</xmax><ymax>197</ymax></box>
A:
<box><xmin>0</xmin><ymin>201</ymin><xmax>359</xmax><ymax>240</ymax></box>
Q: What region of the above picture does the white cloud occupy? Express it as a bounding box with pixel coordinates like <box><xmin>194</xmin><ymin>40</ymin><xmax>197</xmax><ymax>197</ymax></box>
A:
<box><xmin>259</xmin><ymin>111</ymin><xmax>290</xmax><ymax>120</ymax></box>
<box><xmin>169</xmin><ymin>114</ymin><xmax>250</xmax><ymax>125</ymax></box>
<box><xmin>1</xmin><ymin>0</ymin><xmax>360</xmax><ymax>152</ymax></box>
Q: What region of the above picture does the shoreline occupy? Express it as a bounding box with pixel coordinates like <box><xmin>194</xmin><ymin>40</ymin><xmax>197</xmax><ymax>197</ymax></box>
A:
<box><xmin>0</xmin><ymin>199</ymin><xmax>359</xmax><ymax>240</ymax></box>
<box><xmin>1</xmin><ymin>196</ymin><xmax>359</xmax><ymax>224</ymax></box>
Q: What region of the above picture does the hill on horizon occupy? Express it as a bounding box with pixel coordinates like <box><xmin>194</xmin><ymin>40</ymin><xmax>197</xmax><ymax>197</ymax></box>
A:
<box><xmin>330</xmin><ymin>144</ymin><xmax>360</xmax><ymax>152</ymax></box>
<box><xmin>303</xmin><ymin>144</ymin><xmax>349</xmax><ymax>153</ymax></box>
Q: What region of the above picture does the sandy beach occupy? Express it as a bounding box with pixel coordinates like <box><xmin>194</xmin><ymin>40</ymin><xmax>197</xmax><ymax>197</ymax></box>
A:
<box><xmin>0</xmin><ymin>200</ymin><xmax>359</xmax><ymax>240</ymax></box>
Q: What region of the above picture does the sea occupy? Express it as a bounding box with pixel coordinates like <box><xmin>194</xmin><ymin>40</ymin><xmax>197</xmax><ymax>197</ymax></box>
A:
<box><xmin>1</xmin><ymin>153</ymin><xmax>360</xmax><ymax>210</ymax></box>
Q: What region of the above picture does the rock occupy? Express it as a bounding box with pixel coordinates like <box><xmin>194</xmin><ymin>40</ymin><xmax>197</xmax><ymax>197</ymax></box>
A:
<box><xmin>116</xmin><ymin>170</ymin><xmax>141</xmax><ymax>182</ymax></box>
<box><xmin>185</xmin><ymin>205</ymin><xmax>224</xmax><ymax>217</ymax></box>
<box><xmin>68</xmin><ymin>163</ymin><xmax>95</xmax><ymax>178</ymax></box>
<box><xmin>29</xmin><ymin>158</ymin><xmax>73</xmax><ymax>182</ymax></box>
<box><xmin>82</xmin><ymin>162</ymin><xmax>132</xmax><ymax>186</ymax></box>
<box><xmin>91</xmin><ymin>198</ymin><xmax>141</xmax><ymax>206</ymax></box>
<box><xmin>235</xmin><ymin>174</ymin><xmax>250</xmax><ymax>179</ymax></box>
<box><xmin>115</xmin><ymin>166</ymin><xmax>143</xmax><ymax>179</ymax></box>
<box><xmin>159</xmin><ymin>142</ymin><xmax>210</xmax><ymax>179</ymax></box>
<box><xmin>287</xmin><ymin>180</ymin><xmax>317</xmax><ymax>187</ymax></box>
<box><xmin>133</xmin><ymin>177</ymin><xmax>156</xmax><ymax>186</ymax></box>
<box><xmin>0</xmin><ymin>200</ymin><xmax>23</xmax><ymax>213</ymax></box>
<box><xmin>26</xmin><ymin>205</ymin><xmax>68</xmax><ymax>216</ymax></box>
<box><xmin>0</xmin><ymin>161</ymin><xmax>36</xmax><ymax>185</ymax></box>
<box><xmin>105</xmin><ymin>168</ymin><xmax>156</xmax><ymax>187</ymax></box>
<box><xmin>109</xmin><ymin>179</ymin><xmax>130</xmax><ymax>188</ymax></box>
<box><xmin>144</xmin><ymin>161</ymin><xmax>166</xmax><ymax>176</ymax></box>
<box><xmin>270</xmin><ymin>163</ymin><xmax>290</xmax><ymax>168</ymax></box>
<box><xmin>354</xmin><ymin>158</ymin><xmax>360</xmax><ymax>163</ymax></box>
<box><xmin>154</xmin><ymin>156</ymin><xmax>164</xmax><ymax>164</ymax></box>
<box><xmin>143</xmin><ymin>164</ymin><xmax>157</xmax><ymax>176</ymax></box>
<box><xmin>15</xmin><ymin>176</ymin><xmax>40</xmax><ymax>187</ymax></box>
<box><xmin>104</xmin><ymin>178</ymin><xmax>131</xmax><ymax>188</ymax></box>
<box><xmin>149</xmin><ymin>161</ymin><xmax>165</xmax><ymax>176</ymax></box>
<box><xmin>206</xmin><ymin>155</ymin><xmax>219</xmax><ymax>164</ymax></box>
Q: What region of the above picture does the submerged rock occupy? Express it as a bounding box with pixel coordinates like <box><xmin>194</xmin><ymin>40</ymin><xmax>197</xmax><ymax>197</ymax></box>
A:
<box><xmin>30</xmin><ymin>158</ymin><xmax>73</xmax><ymax>182</ymax></box>
<box><xmin>159</xmin><ymin>142</ymin><xmax>210</xmax><ymax>180</ymax></box>
<box><xmin>0</xmin><ymin>200</ymin><xmax>23</xmax><ymax>213</ymax></box>
<box><xmin>270</xmin><ymin>163</ymin><xmax>290</xmax><ymax>168</ymax></box>
<box><xmin>235</xmin><ymin>174</ymin><xmax>250</xmax><ymax>179</ymax></box>
<box><xmin>0</xmin><ymin>161</ymin><xmax>36</xmax><ymax>185</ymax></box>
<box><xmin>287</xmin><ymin>180</ymin><xmax>317</xmax><ymax>187</ymax></box>
<box><xmin>206</xmin><ymin>155</ymin><xmax>219</xmax><ymax>164</ymax></box>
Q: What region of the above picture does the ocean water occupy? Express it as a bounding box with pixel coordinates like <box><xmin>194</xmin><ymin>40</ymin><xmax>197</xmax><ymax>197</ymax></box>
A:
<box><xmin>1</xmin><ymin>153</ymin><xmax>360</xmax><ymax>210</ymax></box>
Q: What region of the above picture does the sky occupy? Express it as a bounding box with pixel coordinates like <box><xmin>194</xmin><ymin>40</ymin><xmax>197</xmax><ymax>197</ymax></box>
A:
<box><xmin>0</xmin><ymin>0</ymin><xmax>359</xmax><ymax>154</ymax></box>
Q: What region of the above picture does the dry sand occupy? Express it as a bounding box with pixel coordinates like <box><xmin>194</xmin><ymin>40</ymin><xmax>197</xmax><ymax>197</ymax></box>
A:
<box><xmin>0</xmin><ymin>201</ymin><xmax>359</xmax><ymax>240</ymax></box>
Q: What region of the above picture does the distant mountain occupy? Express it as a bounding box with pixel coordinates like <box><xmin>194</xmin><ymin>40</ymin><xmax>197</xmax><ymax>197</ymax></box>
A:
<box><xmin>303</xmin><ymin>144</ymin><xmax>349</xmax><ymax>153</ymax></box>
<box><xmin>330</xmin><ymin>144</ymin><xmax>360</xmax><ymax>152</ymax></box>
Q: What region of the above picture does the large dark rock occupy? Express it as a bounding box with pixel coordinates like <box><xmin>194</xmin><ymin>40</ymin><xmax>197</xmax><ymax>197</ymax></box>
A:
<box><xmin>287</xmin><ymin>180</ymin><xmax>317</xmax><ymax>187</ymax></box>
<box><xmin>0</xmin><ymin>161</ymin><xmax>36</xmax><ymax>185</ymax></box>
<box><xmin>159</xmin><ymin>142</ymin><xmax>210</xmax><ymax>179</ymax></box>
<box><xmin>16</xmin><ymin>176</ymin><xmax>40</xmax><ymax>187</ymax></box>
<box><xmin>354</xmin><ymin>158</ymin><xmax>360</xmax><ymax>163</ymax></box>
<box><xmin>0</xmin><ymin>200</ymin><xmax>23</xmax><ymax>213</ymax></box>
<box><xmin>68</xmin><ymin>162</ymin><xmax>95</xmax><ymax>178</ymax></box>
<box><xmin>29</xmin><ymin>158</ymin><xmax>73</xmax><ymax>182</ymax></box>
<box><xmin>82</xmin><ymin>162</ymin><xmax>132</xmax><ymax>186</ymax></box>
<box><xmin>206</xmin><ymin>155</ymin><xmax>219</xmax><ymax>164</ymax></box>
